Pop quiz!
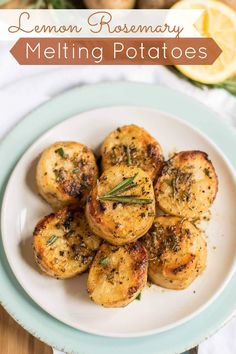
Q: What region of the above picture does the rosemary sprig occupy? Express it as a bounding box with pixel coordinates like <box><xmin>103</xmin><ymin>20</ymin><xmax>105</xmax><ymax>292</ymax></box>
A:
<box><xmin>213</xmin><ymin>79</ymin><xmax>236</xmax><ymax>96</ymax></box>
<box><xmin>169</xmin><ymin>66</ymin><xmax>236</xmax><ymax>97</ymax></box>
<box><xmin>98</xmin><ymin>195</ymin><xmax>153</xmax><ymax>205</ymax></box>
<box><xmin>98</xmin><ymin>173</ymin><xmax>153</xmax><ymax>205</ymax></box>
<box><xmin>104</xmin><ymin>173</ymin><xmax>138</xmax><ymax>197</ymax></box>
<box><xmin>125</xmin><ymin>145</ymin><xmax>132</xmax><ymax>166</ymax></box>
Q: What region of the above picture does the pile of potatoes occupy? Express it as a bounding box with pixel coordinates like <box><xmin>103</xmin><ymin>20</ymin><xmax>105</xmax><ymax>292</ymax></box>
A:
<box><xmin>83</xmin><ymin>0</ymin><xmax>177</xmax><ymax>9</ymax></box>
<box><xmin>82</xmin><ymin>0</ymin><xmax>236</xmax><ymax>10</ymax></box>
<box><xmin>33</xmin><ymin>124</ymin><xmax>218</xmax><ymax>307</ymax></box>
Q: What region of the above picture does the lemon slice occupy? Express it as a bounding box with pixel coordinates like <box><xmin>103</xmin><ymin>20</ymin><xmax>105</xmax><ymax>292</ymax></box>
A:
<box><xmin>172</xmin><ymin>0</ymin><xmax>236</xmax><ymax>84</ymax></box>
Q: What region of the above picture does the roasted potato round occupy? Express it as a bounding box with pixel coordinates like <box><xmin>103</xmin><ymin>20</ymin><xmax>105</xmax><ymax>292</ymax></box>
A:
<box><xmin>33</xmin><ymin>207</ymin><xmax>101</xmax><ymax>279</ymax></box>
<box><xmin>87</xmin><ymin>241</ymin><xmax>148</xmax><ymax>307</ymax></box>
<box><xmin>36</xmin><ymin>141</ymin><xmax>98</xmax><ymax>209</ymax></box>
<box><xmin>138</xmin><ymin>0</ymin><xmax>176</xmax><ymax>9</ymax></box>
<box><xmin>101</xmin><ymin>125</ymin><xmax>163</xmax><ymax>181</ymax></box>
<box><xmin>84</xmin><ymin>0</ymin><xmax>136</xmax><ymax>9</ymax></box>
<box><xmin>86</xmin><ymin>166</ymin><xmax>155</xmax><ymax>245</ymax></box>
<box><xmin>142</xmin><ymin>216</ymin><xmax>207</xmax><ymax>290</ymax></box>
<box><xmin>155</xmin><ymin>151</ymin><xmax>218</xmax><ymax>219</ymax></box>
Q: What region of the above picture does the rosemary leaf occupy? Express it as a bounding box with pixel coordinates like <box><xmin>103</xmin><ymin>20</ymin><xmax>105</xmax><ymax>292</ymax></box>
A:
<box><xmin>55</xmin><ymin>147</ymin><xmax>68</xmax><ymax>159</ymax></box>
<box><xmin>47</xmin><ymin>235</ymin><xmax>59</xmax><ymax>246</ymax></box>
<box><xmin>99</xmin><ymin>257</ymin><xmax>109</xmax><ymax>266</ymax></box>
<box><xmin>171</xmin><ymin>178</ymin><xmax>177</xmax><ymax>197</ymax></box>
<box><xmin>98</xmin><ymin>195</ymin><xmax>153</xmax><ymax>205</ymax></box>
<box><xmin>125</xmin><ymin>145</ymin><xmax>132</xmax><ymax>166</ymax></box>
<box><xmin>214</xmin><ymin>79</ymin><xmax>236</xmax><ymax>96</ymax></box>
<box><xmin>105</xmin><ymin>173</ymin><xmax>138</xmax><ymax>197</ymax></box>
<box><xmin>169</xmin><ymin>66</ymin><xmax>236</xmax><ymax>97</ymax></box>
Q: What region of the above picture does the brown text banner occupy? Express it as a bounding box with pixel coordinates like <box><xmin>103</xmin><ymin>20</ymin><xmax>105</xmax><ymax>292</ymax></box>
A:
<box><xmin>10</xmin><ymin>38</ymin><xmax>222</xmax><ymax>65</ymax></box>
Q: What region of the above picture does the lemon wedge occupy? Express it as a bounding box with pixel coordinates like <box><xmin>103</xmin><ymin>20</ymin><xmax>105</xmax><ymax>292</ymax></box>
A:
<box><xmin>172</xmin><ymin>0</ymin><xmax>236</xmax><ymax>83</ymax></box>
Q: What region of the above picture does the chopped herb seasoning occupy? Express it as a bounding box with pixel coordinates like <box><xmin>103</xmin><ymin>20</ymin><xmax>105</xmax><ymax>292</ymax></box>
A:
<box><xmin>204</xmin><ymin>168</ymin><xmax>210</xmax><ymax>177</ymax></box>
<box><xmin>125</xmin><ymin>145</ymin><xmax>132</xmax><ymax>165</ymax></box>
<box><xmin>143</xmin><ymin>222</ymin><xmax>182</xmax><ymax>262</ymax></box>
<box><xmin>136</xmin><ymin>293</ymin><xmax>141</xmax><ymax>300</ymax></box>
<box><xmin>107</xmin><ymin>269</ymin><xmax>115</xmax><ymax>284</ymax></box>
<box><xmin>72</xmin><ymin>168</ymin><xmax>80</xmax><ymax>174</ymax></box>
<box><xmin>47</xmin><ymin>235</ymin><xmax>59</xmax><ymax>246</ymax></box>
<box><xmin>64</xmin><ymin>230</ymin><xmax>74</xmax><ymax>239</ymax></box>
<box><xmin>72</xmin><ymin>244</ymin><xmax>80</xmax><ymax>255</ymax></box>
<box><xmin>182</xmin><ymin>191</ymin><xmax>191</xmax><ymax>202</ymax></box>
<box><xmin>167</xmin><ymin>234</ymin><xmax>179</xmax><ymax>252</ymax></box>
<box><xmin>147</xmin><ymin>144</ymin><xmax>156</xmax><ymax>157</ymax></box>
<box><xmin>63</xmin><ymin>213</ymin><xmax>74</xmax><ymax>230</ymax></box>
<box><xmin>171</xmin><ymin>178</ymin><xmax>177</xmax><ymax>197</ymax></box>
<box><xmin>99</xmin><ymin>257</ymin><xmax>109</xmax><ymax>266</ymax></box>
<box><xmin>54</xmin><ymin>168</ymin><xmax>65</xmax><ymax>183</ymax></box>
<box><xmin>55</xmin><ymin>147</ymin><xmax>68</xmax><ymax>159</ymax></box>
<box><xmin>165</xmin><ymin>168</ymin><xmax>193</xmax><ymax>201</ymax></box>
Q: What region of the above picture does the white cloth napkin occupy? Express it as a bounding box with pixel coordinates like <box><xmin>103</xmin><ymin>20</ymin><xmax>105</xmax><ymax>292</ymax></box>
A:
<box><xmin>0</xmin><ymin>41</ymin><xmax>236</xmax><ymax>354</ymax></box>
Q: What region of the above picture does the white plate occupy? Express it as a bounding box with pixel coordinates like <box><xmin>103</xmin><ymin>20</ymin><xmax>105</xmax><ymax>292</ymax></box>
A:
<box><xmin>2</xmin><ymin>106</ymin><xmax>236</xmax><ymax>338</ymax></box>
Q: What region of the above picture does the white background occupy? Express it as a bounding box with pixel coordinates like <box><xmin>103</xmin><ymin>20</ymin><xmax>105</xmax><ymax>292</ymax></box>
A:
<box><xmin>0</xmin><ymin>40</ymin><xmax>236</xmax><ymax>354</ymax></box>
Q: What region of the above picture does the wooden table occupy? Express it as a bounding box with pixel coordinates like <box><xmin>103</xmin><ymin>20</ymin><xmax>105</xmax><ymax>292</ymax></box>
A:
<box><xmin>0</xmin><ymin>305</ymin><xmax>52</xmax><ymax>354</ymax></box>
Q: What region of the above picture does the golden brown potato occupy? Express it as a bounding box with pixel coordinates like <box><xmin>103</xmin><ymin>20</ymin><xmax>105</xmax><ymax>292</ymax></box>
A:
<box><xmin>155</xmin><ymin>151</ymin><xmax>218</xmax><ymax>219</ymax></box>
<box><xmin>142</xmin><ymin>216</ymin><xmax>207</xmax><ymax>290</ymax></box>
<box><xmin>84</xmin><ymin>0</ymin><xmax>136</xmax><ymax>9</ymax></box>
<box><xmin>33</xmin><ymin>207</ymin><xmax>101</xmax><ymax>279</ymax></box>
<box><xmin>138</xmin><ymin>0</ymin><xmax>176</xmax><ymax>8</ymax></box>
<box><xmin>101</xmin><ymin>125</ymin><xmax>163</xmax><ymax>181</ymax></box>
<box><xmin>86</xmin><ymin>165</ymin><xmax>155</xmax><ymax>245</ymax></box>
<box><xmin>36</xmin><ymin>141</ymin><xmax>98</xmax><ymax>210</ymax></box>
<box><xmin>87</xmin><ymin>242</ymin><xmax>148</xmax><ymax>307</ymax></box>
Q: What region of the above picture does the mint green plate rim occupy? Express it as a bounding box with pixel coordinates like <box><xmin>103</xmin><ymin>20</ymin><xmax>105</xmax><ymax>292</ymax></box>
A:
<box><xmin>0</xmin><ymin>82</ymin><xmax>236</xmax><ymax>354</ymax></box>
